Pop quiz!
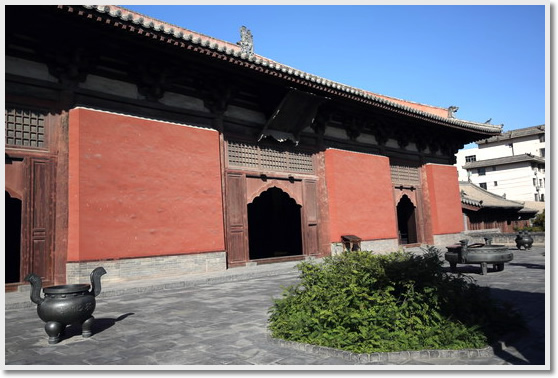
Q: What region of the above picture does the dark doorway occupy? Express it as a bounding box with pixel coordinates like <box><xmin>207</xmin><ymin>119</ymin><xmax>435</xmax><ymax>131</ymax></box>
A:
<box><xmin>397</xmin><ymin>195</ymin><xmax>418</xmax><ymax>245</ymax></box>
<box><xmin>6</xmin><ymin>191</ymin><xmax>22</xmax><ymax>283</ymax></box>
<box><xmin>248</xmin><ymin>187</ymin><xmax>303</xmax><ymax>260</ymax></box>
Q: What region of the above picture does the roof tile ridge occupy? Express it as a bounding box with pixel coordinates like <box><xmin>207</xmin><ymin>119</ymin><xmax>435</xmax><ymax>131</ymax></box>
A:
<box><xmin>456</xmin><ymin>118</ymin><xmax>504</xmax><ymax>129</ymax></box>
<box><xmin>364</xmin><ymin>91</ymin><xmax>448</xmax><ymax>112</ymax></box>
<box><xmin>97</xmin><ymin>5</ymin><xmax>245</xmax><ymax>54</ymax></box>
<box><xmin>80</xmin><ymin>5</ymin><xmax>503</xmax><ymax>135</ymax></box>
<box><xmin>469</xmin><ymin>182</ymin><xmax>525</xmax><ymax>206</ymax></box>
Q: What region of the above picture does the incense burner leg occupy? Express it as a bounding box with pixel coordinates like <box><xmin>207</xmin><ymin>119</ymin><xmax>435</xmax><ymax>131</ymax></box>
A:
<box><xmin>82</xmin><ymin>316</ymin><xmax>95</xmax><ymax>338</ymax></box>
<box><xmin>45</xmin><ymin>321</ymin><xmax>65</xmax><ymax>344</ymax></box>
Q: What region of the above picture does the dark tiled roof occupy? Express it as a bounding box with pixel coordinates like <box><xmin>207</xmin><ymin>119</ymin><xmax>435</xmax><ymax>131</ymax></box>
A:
<box><xmin>70</xmin><ymin>5</ymin><xmax>503</xmax><ymax>136</ymax></box>
<box><xmin>520</xmin><ymin>201</ymin><xmax>546</xmax><ymax>214</ymax></box>
<box><xmin>519</xmin><ymin>207</ymin><xmax>539</xmax><ymax>214</ymax></box>
<box><xmin>459</xmin><ymin>181</ymin><xmax>525</xmax><ymax>210</ymax></box>
<box><xmin>463</xmin><ymin>153</ymin><xmax>545</xmax><ymax>169</ymax></box>
<box><xmin>477</xmin><ymin>125</ymin><xmax>544</xmax><ymax>144</ymax></box>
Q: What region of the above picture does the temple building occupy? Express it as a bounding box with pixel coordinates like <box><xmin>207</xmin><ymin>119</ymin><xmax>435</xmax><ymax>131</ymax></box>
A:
<box><xmin>5</xmin><ymin>5</ymin><xmax>503</xmax><ymax>290</ymax></box>
<box><xmin>459</xmin><ymin>181</ymin><xmax>537</xmax><ymax>233</ymax></box>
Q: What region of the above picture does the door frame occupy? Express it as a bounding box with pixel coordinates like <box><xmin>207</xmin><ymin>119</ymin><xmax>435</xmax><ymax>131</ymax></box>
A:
<box><xmin>5</xmin><ymin>153</ymin><xmax>56</xmax><ymax>291</ymax></box>
<box><xmin>224</xmin><ymin>170</ymin><xmax>320</xmax><ymax>267</ymax></box>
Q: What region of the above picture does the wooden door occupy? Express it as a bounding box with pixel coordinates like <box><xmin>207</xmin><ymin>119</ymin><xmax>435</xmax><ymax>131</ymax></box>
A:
<box><xmin>5</xmin><ymin>155</ymin><xmax>55</xmax><ymax>289</ymax></box>
<box><xmin>225</xmin><ymin>172</ymin><xmax>248</xmax><ymax>267</ymax></box>
<box><xmin>22</xmin><ymin>157</ymin><xmax>55</xmax><ymax>285</ymax></box>
<box><xmin>302</xmin><ymin>179</ymin><xmax>319</xmax><ymax>256</ymax></box>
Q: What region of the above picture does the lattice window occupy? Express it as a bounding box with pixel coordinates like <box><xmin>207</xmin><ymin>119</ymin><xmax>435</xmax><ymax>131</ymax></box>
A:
<box><xmin>5</xmin><ymin>108</ymin><xmax>46</xmax><ymax>148</ymax></box>
<box><xmin>227</xmin><ymin>141</ymin><xmax>314</xmax><ymax>174</ymax></box>
<box><xmin>390</xmin><ymin>164</ymin><xmax>420</xmax><ymax>185</ymax></box>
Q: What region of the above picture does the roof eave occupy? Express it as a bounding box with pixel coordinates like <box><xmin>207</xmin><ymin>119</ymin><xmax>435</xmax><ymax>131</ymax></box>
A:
<box><xmin>66</xmin><ymin>5</ymin><xmax>502</xmax><ymax>137</ymax></box>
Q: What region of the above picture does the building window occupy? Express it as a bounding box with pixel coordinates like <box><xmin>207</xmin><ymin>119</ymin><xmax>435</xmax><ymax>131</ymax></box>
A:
<box><xmin>540</xmin><ymin>148</ymin><xmax>545</xmax><ymax>157</ymax></box>
<box><xmin>492</xmin><ymin>166</ymin><xmax>497</xmax><ymax>171</ymax></box>
<box><xmin>534</xmin><ymin>193</ymin><xmax>539</xmax><ymax>201</ymax></box>
<box><xmin>479</xmin><ymin>183</ymin><xmax>487</xmax><ymax>189</ymax></box>
<box><xmin>465</xmin><ymin>155</ymin><xmax>476</xmax><ymax>162</ymax></box>
<box><xmin>478</xmin><ymin>167</ymin><xmax>486</xmax><ymax>176</ymax></box>
<box><xmin>533</xmin><ymin>178</ymin><xmax>537</xmax><ymax>186</ymax></box>
<box><xmin>5</xmin><ymin>107</ymin><xmax>47</xmax><ymax>148</ymax></box>
<box><xmin>539</xmin><ymin>179</ymin><xmax>543</xmax><ymax>188</ymax></box>
<box><xmin>539</xmin><ymin>134</ymin><xmax>545</xmax><ymax>142</ymax></box>
<box><xmin>390</xmin><ymin>164</ymin><xmax>421</xmax><ymax>185</ymax></box>
<box><xmin>541</xmin><ymin>194</ymin><xmax>545</xmax><ymax>202</ymax></box>
<box><xmin>494</xmin><ymin>181</ymin><xmax>498</xmax><ymax>187</ymax></box>
<box><xmin>227</xmin><ymin>141</ymin><xmax>314</xmax><ymax>174</ymax></box>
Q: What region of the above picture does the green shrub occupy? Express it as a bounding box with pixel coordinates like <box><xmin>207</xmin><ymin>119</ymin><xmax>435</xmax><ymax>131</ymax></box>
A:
<box><xmin>268</xmin><ymin>248</ymin><xmax>525</xmax><ymax>353</ymax></box>
<box><xmin>531</xmin><ymin>210</ymin><xmax>545</xmax><ymax>231</ymax></box>
<box><xmin>515</xmin><ymin>210</ymin><xmax>545</xmax><ymax>232</ymax></box>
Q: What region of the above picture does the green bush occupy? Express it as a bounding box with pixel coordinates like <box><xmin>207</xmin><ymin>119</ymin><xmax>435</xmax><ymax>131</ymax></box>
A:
<box><xmin>268</xmin><ymin>248</ymin><xmax>525</xmax><ymax>353</ymax></box>
<box><xmin>532</xmin><ymin>210</ymin><xmax>545</xmax><ymax>231</ymax></box>
<box><xmin>515</xmin><ymin>210</ymin><xmax>545</xmax><ymax>232</ymax></box>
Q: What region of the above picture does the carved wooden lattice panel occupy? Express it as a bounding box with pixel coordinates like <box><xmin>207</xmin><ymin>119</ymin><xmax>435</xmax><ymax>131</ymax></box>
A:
<box><xmin>391</xmin><ymin>164</ymin><xmax>420</xmax><ymax>185</ymax></box>
<box><xmin>5</xmin><ymin>108</ymin><xmax>47</xmax><ymax>148</ymax></box>
<box><xmin>227</xmin><ymin>141</ymin><xmax>314</xmax><ymax>174</ymax></box>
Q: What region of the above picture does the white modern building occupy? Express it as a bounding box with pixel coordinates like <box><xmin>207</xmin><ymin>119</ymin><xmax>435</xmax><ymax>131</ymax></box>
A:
<box><xmin>455</xmin><ymin>125</ymin><xmax>545</xmax><ymax>203</ymax></box>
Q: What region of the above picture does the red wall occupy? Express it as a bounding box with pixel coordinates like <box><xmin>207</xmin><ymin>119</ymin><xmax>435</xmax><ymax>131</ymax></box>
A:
<box><xmin>324</xmin><ymin>149</ymin><xmax>397</xmax><ymax>242</ymax></box>
<box><xmin>423</xmin><ymin>164</ymin><xmax>464</xmax><ymax>235</ymax></box>
<box><xmin>68</xmin><ymin>108</ymin><xmax>224</xmax><ymax>262</ymax></box>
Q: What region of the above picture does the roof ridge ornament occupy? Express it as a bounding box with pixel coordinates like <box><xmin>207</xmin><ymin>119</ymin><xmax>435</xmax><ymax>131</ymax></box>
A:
<box><xmin>237</xmin><ymin>26</ymin><xmax>254</xmax><ymax>57</ymax></box>
<box><xmin>448</xmin><ymin>106</ymin><xmax>459</xmax><ymax>118</ymax></box>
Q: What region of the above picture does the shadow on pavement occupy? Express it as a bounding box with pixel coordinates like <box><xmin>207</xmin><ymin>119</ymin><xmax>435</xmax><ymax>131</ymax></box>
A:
<box><xmin>441</xmin><ymin>265</ymin><xmax>503</xmax><ymax>275</ymax></box>
<box><xmin>58</xmin><ymin>312</ymin><xmax>135</xmax><ymax>343</ymax></box>
<box><xmin>487</xmin><ymin>288</ymin><xmax>545</xmax><ymax>365</ymax></box>
<box><xmin>507</xmin><ymin>262</ymin><xmax>545</xmax><ymax>270</ymax></box>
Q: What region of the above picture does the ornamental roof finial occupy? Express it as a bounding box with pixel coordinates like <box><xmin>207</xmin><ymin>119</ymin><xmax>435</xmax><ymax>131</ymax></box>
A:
<box><xmin>237</xmin><ymin>26</ymin><xmax>254</xmax><ymax>57</ymax></box>
<box><xmin>448</xmin><ymin>105</ymin><xmax>459</xmax><ymax>118</ymax></box>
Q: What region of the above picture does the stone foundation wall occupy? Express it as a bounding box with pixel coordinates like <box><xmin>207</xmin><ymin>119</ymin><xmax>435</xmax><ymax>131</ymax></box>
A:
<box><xmin>463</xmin><ymin>230</ymin><xmax>545</xmax><ymax>245</ymax></box>
<box><xmin>328</xmin><ymin>230</ymin><xmax>546</xmax><ymax>257</ymax></box>
<box><xmin>432</xmin><ymin>233</ymin><xmax>465</xmax><ymax>247</ymax></box>
<box><xmin>66</xmin><ymin>251</ymin><xmax>227</xmax><ymax>284</ymax></box>
<box><xmin>331</xmin><ymin>238</ymin><xmax>399</xmax><ymax>255</ymax></box>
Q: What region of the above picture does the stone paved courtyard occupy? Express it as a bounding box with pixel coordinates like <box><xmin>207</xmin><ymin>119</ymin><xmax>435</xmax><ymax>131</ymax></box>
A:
<box><xmin>4</xmin><ymin>245</ymin><xmax>547</xmax><ymax>368</ymax></box>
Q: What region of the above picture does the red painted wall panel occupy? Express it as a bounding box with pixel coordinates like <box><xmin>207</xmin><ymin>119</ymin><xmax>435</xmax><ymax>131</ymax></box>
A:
<box><xmin>68</xmin><ymin>108</ymin><xmax>224</xmax><ymax>262</ymax></box>
<box><xmin>324</xmin><ymin>149</ymin><xmax>397</xmax><ymax>242</ymax></box>
<box><xmin>424</xmin><ymin>164</ymin><xmax>464</xmax><ymax>235</ymax></box>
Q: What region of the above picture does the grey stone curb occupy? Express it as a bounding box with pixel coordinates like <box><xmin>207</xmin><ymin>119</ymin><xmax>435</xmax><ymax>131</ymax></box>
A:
<box><xmin>266</xmin><ymin>334</ymin><xmax>495</xmax><ymax>364</ymax></box>
<box><xmin>6</xmin><ymin>265</ymin><xmax>300</xmax><ymax>311</ymax></box>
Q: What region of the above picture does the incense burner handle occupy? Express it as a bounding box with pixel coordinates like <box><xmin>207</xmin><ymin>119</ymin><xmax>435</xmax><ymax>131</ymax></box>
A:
<box><xmin>24</xmin><ymin>273</ymin><xmax>44</xmax><ymax>305</ymax></box>
<box><xmin>90</xmin><ymin>267</ymin><xmax>107</xmax><ymax>297</ymax></box>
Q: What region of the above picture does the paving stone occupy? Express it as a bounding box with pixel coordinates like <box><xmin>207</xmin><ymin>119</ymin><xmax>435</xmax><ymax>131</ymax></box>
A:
<box><xmin>4</xmin><ymin>246</ymin><xmax>546</xmax><ymax>367</ymax></box>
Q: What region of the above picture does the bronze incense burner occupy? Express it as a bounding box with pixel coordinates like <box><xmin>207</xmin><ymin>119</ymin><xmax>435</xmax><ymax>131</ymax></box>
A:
<box><xmin>445</xmin><ymin>238</ymin><xmax>513</xmax><ymax>275</ymax></box>
<box><xmin>25</xmin><ymin>267</ymin><xmax>107</xmax><ymax>344</ymax></box>
<box><xmin>515</xmin><ymin>231</ymin><xmax>534</xmax><ymax>250</ymax></box>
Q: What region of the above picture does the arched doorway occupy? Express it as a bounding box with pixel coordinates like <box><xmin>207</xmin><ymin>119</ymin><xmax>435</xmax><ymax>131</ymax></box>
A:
<box><xmin>5</xmin><ymin>191</ymin><xmax>22</xmax><ymax>283</ymax></box>
<box><xmin>397</xmin><ymin>194</ymin><xmax>418</xmax><ymax>245</ymax></box>
<box><xmin>247</xmin><ymin>187</ymin><xmax>303</xmax><ymax>260</ymax></box>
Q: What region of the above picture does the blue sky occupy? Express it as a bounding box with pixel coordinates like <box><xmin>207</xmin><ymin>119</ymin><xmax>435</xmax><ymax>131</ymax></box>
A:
<box><xmin>121</xmin><ymin>4</ymin><xmax>546</xmax><ymax>134</ymax></box>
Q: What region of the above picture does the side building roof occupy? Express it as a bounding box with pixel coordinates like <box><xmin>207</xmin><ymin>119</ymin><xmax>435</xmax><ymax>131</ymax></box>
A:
<box><xmin>459</xmin><ymin>181</ymin><xmax>525</xmax><ymax>210</ymax></box>
<box><xmin>463</xmin><ymin>153</ymin><xmax>545</xmax><ymax>170</ymax></box>
<box><xmin>476</xmin><ymin>125</ymin><xmax>544</xmax><ymax>145</ymax></box>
